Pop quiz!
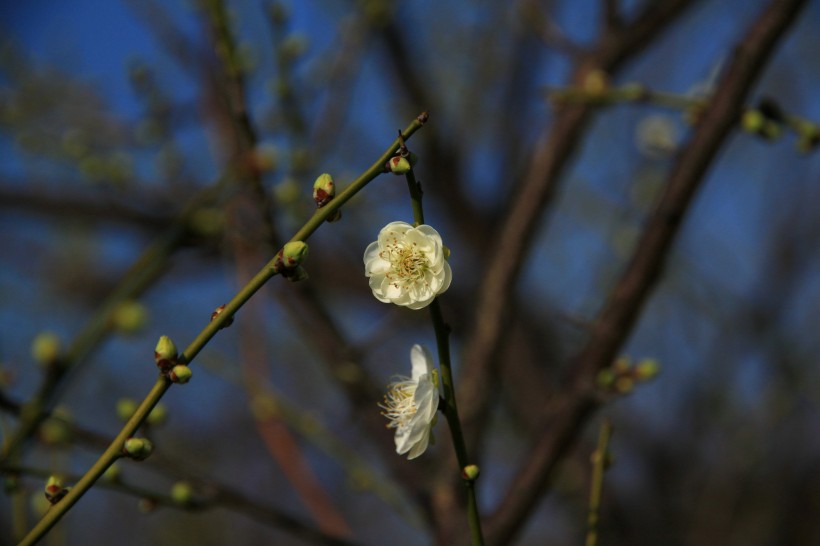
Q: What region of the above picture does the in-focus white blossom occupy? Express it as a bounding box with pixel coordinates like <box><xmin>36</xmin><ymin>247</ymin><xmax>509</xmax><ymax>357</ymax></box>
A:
<box><xmin>364</xmin><ymin>221</ymin><xmax>452</xmax><ymax>310</ymax></box>
<box><xmin>380</xmin><ymin>344</ymin><xmax>440</xmax><ymax>460</ymax></box>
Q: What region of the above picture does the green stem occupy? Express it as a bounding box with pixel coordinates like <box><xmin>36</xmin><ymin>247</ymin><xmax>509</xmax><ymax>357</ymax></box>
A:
<box><xmin>585</xmin><ymin>419</ymin><xmax>613</xmax><ymax>546</ymax></box>
<box><xmin>17</xmin><ymin>113</ymin><xmax>429</xmax><ymax>546</ymax></box>
<box><xmin>403</xmin><ymin>165</ymin><xmax>484</xmax><ymax>545</ymax></box>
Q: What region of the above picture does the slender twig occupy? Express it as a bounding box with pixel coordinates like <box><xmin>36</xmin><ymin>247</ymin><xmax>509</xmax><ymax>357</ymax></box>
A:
<box><xmin>585</xmin><ymin>419</ymin><xmax>613</xmax><ymax>546</ymax></box>
<box><xmin>2</xmin><ymin>463</ymin><xmax>361</xmax><ymax>546</ymax></box>
<box><xmin>0</xmin><ymin>179</ymin><xmax>230</xmax><ymax>466</ymax></box>
<box><xmin>457</xmin><ymin>0</ymin><xmax>699</xmax><ymax>461</ymax></box>
<box><xmin>16</xmin><ymin>113</ymin><xmax>429</xmax><ymax>546</ymax></box>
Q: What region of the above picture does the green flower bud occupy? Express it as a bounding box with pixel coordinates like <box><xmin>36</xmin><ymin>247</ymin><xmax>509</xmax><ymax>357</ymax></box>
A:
<box><xmin>155</xmin><ymin>335</ymin><xmax>178</xmax><ymax>372</ymax></box>
<box><xmin>169</xmin><ymin>364</ymin><xmax>192</xmax><ymax>384</ymax></box>
<box><xmin>634</xmin><ymin>358</ymin><xmax>661</xmax><ymax>381</ymax></box>
<box><xmin>170</xmin><ymin>481</ymin><xmax>195</xmax><ymax>506</ymax></box>
<box><xmin>123</xmin><ymin>437</ymin><xmax>154</xmax><ymax>461</ymax></box>
<box><xmin>31</xmin><ymin>332</ymin><xmax>61</xmax><ymax>368</ymax></box>
<box><xmin>741</xmin><ymin>110</ymin><xmax>765</xmax><ymax>134</ymax></box>
<box><xmin>312</xmin><ymin>173</ymin><xmax>335</xmax><ymax>207</ymax></box>
<box><xmin>112</xmin><ymin>300</ymin><xmax>148</xmax><ymax>335</ymax></box>
<box><xmin>387</xmin><ymin>155</ymin><xmax>411</xmax><ymax>174</ymax></box>
<box><xmin>461</xmin><ymin>464</ymin><xmax>481</xmax><ymax>481</ymax></box>
<box><xmin>281</xmin><ymin>241</ymin><xmax>308</xmax><ymax>268</ymax></box>
<box><xmin>581</xmin><ymin>68</ymin><xmax>609</xmax><ymax>96</ymax></box>
<box><xmin>44</xmin><ymin>475</ymin><xmax>68</xmax><ymax>504</ymax></box>
<box><xmin>596</xmin><ymin>369</ymin><xmax>615</xmax><ymax>388</ymax></box>
<box><xmin>146</xmin><ymin>403</ymin><xmax>168</xmax><ymax>426</ymax></box>
<box><xmin>103</xmin><ymin>463</ymin><xmax>121</xmax><ymax>483</ymax></box>
<box><xmin>116</xmin><ymin>398</ymin><xmax>138</xmax><ymax>422</ymax></box>
<box><xmin>39</xmin><ymin>415</ymin><xmax>73</xmax><ymax>446</ymax></box>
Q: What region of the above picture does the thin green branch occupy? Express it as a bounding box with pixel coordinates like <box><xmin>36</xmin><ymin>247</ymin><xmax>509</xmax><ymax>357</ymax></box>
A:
<box><xmin>402</xmin><ymin>159</ymin><xmax>484</xmax><ymax>546</ymax></box>
<box><xmin>585</xmin><ymin>419</ymin><xmax>613</xmax><ymax>546</ymax></box>
<box><xmin>17</xmin><ymin>112</ymin><xmax>428</xmax><ymax>546</ymax></box>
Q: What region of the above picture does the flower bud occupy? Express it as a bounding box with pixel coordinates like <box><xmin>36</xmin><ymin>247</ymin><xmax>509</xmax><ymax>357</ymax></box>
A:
<box><xmin>39</xmin><ymin>415</ymin><xmax>73</xmax><ymax>446</ymax></box>
<box><xmin>461</xmin><ymin>464</ymin><xmax>481</xmax><ymax>481</ymax></box>
<box><xmin>170</xmin><ymin>481</ymin><xmax>195</xmax><ymax>506</ymax></box>
<box><xmin>154</xmin><ymin>335</ymin><xmax>178</xmax><ymax>372</ymax></box>
<box><xmin>31</xmin><ymin>332</ymin><xmax>62</xmax><ymax>368</ymax></box>
<box><xmin>116</xmin><ymin>398</ymin><xmax>138</xmax><ymax>422</ymax></box>
<box><xmin>387</xmin><ymin>155</ymin><xmax>412</xmax><ymax>174</ymax></box>
<box><xmin>210</xmin><ymin>304</ymin><xmax>234</xmax><ymax>329</ymax></box>
<box><xmin>169</xmin><ymin>365</ymin><xmax>192</xmax><ymax>384</ymax></box>
<box><xmin>312</xmin><ymin>173</ymin><xmax>335</xmax><ymax>207</ymax></box>
<box><xmin>44</xmin><ymin>475</ymin><xmax>68</xmax><ymax>504</ymax></box>
<box><xmin>123</xmin><ymin>437</ymin><xmax>154</xmax><ymax>461</ymax></box>
<box><xmin>112</xmin><ymin>300</ymin><xmax>148</xmax><ymax>335</ymax></box>
<box><xmin>634</xmin><ymin>358</ymin><xmax>660</xmax><ymax>381</ymax></box>
<box><xmin>581</xmin><ymin>68</ymin><xmax>609</xmax><ymax>96</ymax></box>
<box><xmin>281</xmin><ymin>241</ymin><xmax>309</xmax><ymax>268</ymax></box>
<box><xmin>741</xmin><ymin>110</ymin><xmax>765</xmax><ymax>134</ymax></box>
<box><xmin>103</xmin><ymin>463</ymin><xmax>121</xmax><ymax>483</ymax></box>
<box><xmin>146</xmin><ymin>403</ymin><xmax>168</xmax><ymax>426</ymax></box>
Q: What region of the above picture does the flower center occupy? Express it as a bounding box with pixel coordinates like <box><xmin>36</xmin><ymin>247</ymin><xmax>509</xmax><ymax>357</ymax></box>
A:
<box><xmin>380</xmin><ymin>238</ymin><xmax>428</xmax><ymax>289</ymax></box>
<box><xmin>380</xmin><ymin>378</ymin><xmax>417</xmax><ymax>429</ymax></box>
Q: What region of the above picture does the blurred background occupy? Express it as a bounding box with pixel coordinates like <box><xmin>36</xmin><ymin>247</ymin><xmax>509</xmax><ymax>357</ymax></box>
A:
<box><xmin>1</xmin><ymin>0</ymin><xmax>819</xmax><ymax>544</ymax></box>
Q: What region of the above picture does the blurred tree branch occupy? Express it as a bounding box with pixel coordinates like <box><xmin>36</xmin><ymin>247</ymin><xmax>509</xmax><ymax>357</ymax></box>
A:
<box><xmin>484</xmin><ymin>1</ymin><xmax>808</xmax><ymax>544</ymax></box>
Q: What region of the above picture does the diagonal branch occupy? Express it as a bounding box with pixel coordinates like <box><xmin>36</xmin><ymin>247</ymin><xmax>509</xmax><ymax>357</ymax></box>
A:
<box><xmin>457</xmin><ymin>0</ymin><xmax>698</xmax><ymax>456</ymax></box>
<box><xmin>485</xmin><ymin>1</ymin><xmax>808</xmax><ymax>544</ymax></box>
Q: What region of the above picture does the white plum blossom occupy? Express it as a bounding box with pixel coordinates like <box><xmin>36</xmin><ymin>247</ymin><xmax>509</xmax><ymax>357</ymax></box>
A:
<box><xmin>364</xmin><ymin>221</ymin><xmax>452</xmax><ymax>310</ymax></box>
<box><xmin>380</xmin><ymin>344</ymin><xmax>440</xmax><ymax>460</ymax></box>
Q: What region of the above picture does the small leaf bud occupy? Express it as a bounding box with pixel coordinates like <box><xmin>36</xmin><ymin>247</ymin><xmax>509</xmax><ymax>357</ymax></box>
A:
<box><xmin>31</xmin><ymin>332</ymin><xmax>62</xmax><ymax>368</ymax></box>
<box><xmin>596</xmin><ymin>369</ymin><xmax>615</xmax><ymax>388</ymax></box>
<box><xmin>103</xmin><ymin>463</ymin><xmax>121</xmax><ymax>483</ymax></box>
<box><xmin>210</xmin><ymin>304</ymin><xmax>234</xmax><ymax>329</ymax></box>
<box><xmin>387</xmin><ymin>155</ymin><xmax>412</xmax><ymax>174</ymax></box>
<box><xmin>123</xmin><ymin>437</ymin><xmax>154</xmax><ymax>461</ymax></box>
<box><xmin>116</xmin><ymin>398</ymin><xmax>138</xmax><ymax>422</ymax></box>
<box><xmin>138</xmin><ymin>497</ymin><xmax>157</xmax><ymax>514</ymax></box>
<box><xmin>154</xmin><ymin>335</ymin><xmax>178</xmax><ymax>372</ymax></box>
<box><xmin>39</xmin><ymin>415</ymin><xmax>73</xmax><ymax>446</ymax></box>
<box><xmin>581</xmin><ymin>68</ymin><xmax>609</xmax><ymax>96</ymax></box>
<box><xmin>146</xmin><ymin>403</ymin><xmax>168</xmax><ymax>426</ymax></box>
<box><xmin>614</xmin><ymin>376</ymin><xmax>634</xmax><ymax>394</ymax></box>
<box><xmin>742</xmin><ymin>110</ymin><xmax>765</xmax><ymax>134</ymax></box>
<box><xmin>170</xmin><ymin>481</ymin><xmax>195</xmax><ymax>506</ymax></box>
<box><xmin>461</xmin><ymin>464</ymin><xmax>481</xmax><ymax>481</ymax></box>
<box><xmin>634</xmin><ymin>358</ymin><xmax>660</xmax><ymax>381</ymax></box>
<box><xmin>169</xmin><ymin>365</ymin><xmax>192</xmax><ymax>384</ymax></box>
<box><xmin>112</xmin><ymin>300</ymin><xmax>148</xmax><ymax>335</ymax></box>
<box><xmin>312</xmin><ymin>173</ymin><xmax>335</xmax><ymax>207</ymax></box>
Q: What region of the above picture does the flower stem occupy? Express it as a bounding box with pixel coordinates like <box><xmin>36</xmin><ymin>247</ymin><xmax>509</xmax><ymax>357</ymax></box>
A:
<box><xmin>404</xmin><ymin>164</ymin><xmax>485</xmax><ymax>545</ymax></box>
<box><xmin>585</xmin><ymin>419</ymin><xmax>613</xmax><ymax>546</ymax></box>
<box><xmin>17</xmin><ymin>113</ymin><xmax>429</xmax><ymax>546</ymax></box>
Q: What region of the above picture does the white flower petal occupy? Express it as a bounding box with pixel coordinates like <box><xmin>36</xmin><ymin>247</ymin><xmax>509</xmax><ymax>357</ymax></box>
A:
<box><xmin>364</xmin><ymin>222</ymin><xmax>452</xmax><ymax>309</ymax></box>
